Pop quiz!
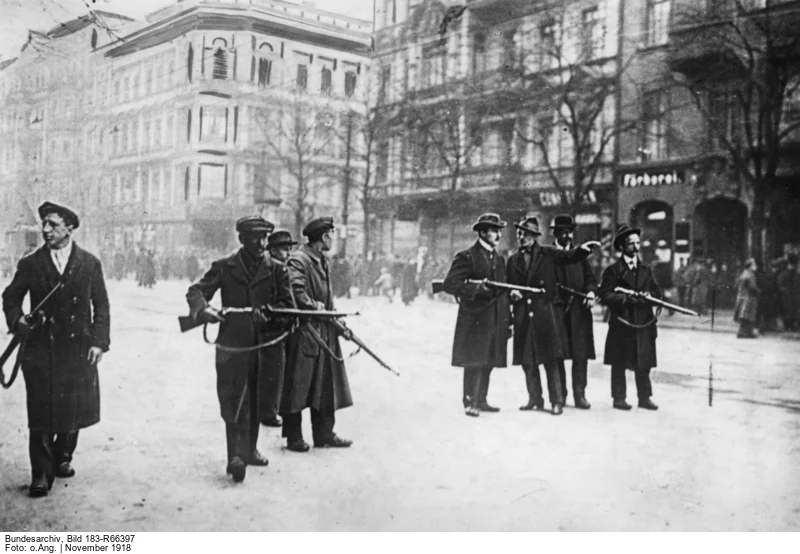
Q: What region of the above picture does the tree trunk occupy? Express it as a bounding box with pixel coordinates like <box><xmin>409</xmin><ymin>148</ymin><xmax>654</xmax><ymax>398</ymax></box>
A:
<box><xmin>341</xmin><ymin>114</ymin><xmax>354</xmax><ymax>257</ymax></box>
<box><xmin>362</xmin><ymin>197</ymin><xmax>371</xmax><ymax>259</ymax></box>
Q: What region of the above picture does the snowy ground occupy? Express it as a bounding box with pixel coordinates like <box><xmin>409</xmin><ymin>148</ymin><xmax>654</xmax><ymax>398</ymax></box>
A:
<box><xmin>1</xmin><ymin>280</ymin><xmax>799</xmax><ymax>531</ymax></box>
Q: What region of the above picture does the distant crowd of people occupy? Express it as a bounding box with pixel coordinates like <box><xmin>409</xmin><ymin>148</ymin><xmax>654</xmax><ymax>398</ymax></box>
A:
<box><xmin>97</xmin><ymin>247</ymin><xmax>206</xmax><ymax>287</ymax></box>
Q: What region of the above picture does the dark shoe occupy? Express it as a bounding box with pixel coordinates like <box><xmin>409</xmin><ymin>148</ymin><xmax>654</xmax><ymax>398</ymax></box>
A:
<box><xmin>246</xmin><ymin>449</ymin><xmax>269</xmax><ymax>466</ymax></box>
<box><xmin>465</xmin><ymin>406</ymin><xmax>480</xmax><ymax>417</ymax></box>
<box><xmin>613</xmin><ymin>399</ymin><xmax>632</xmax><ymax>411</ymax></box>
<box><xmin>638</xmin><ymin>398</ymin><xmax>659</xmax><ymax>411</ymax></box>
<box><xmin>260</xmin><ymin>416</ymin><xmax>283</xmax><ymax>428</ymax></box>
<box><xmin>286</xmin><ymin>439</ymin><xmax>311</xmax><ymax>453</ymax></box>
<box><xmin>574</xmin><ymin>396</ymin><xmax>591</xmax><ymax>410</ymax></box>
<box><xmin>28</xmin><ymin>475</ymin><xmax>51</xmax><ymax>498</ymax></box>
<box><xmin>551</xmin><ymin>403</ymin><xmax>563</xmax><ymax>416</ymax></box>
<box><xmin>315</xmin><ymin>434</ymin><xmax>353</xmax><ymax>448</ymax></box>
<box><xmin>519</xmin><ymin>399</ymin><xmax>545</xmax><ymax>411</ymax></box>
<box><xmin>55</xmin><ymin>461</ymin><xmax>75</xmax><ymax>478</ymax></box>
<box><xmin>226</xmin><ymin>456</ymin><xmax>246</xmax><ymax>482</ymax></box>
<box><xmin>477</xmin><ymin>402</ymin><xmax>500</xmax><ymax>413</ymax></box>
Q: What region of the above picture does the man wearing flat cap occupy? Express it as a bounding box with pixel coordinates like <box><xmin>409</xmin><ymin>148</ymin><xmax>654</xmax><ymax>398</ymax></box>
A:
<box><xmin>598</xmin><ymin>225</ymin><xmax>662</xmax><ymax>411</ymax></box>
<box><xmin>443</xmin><ymin>213</ymin><xmax>511</xmax><ymax>417</ymax></box>
<box><xmin>187</xmin><ymin>215</ymin><xmax>295</xmax><ymax>482</ymax></box>
<box><xmin>550</xmin><ymin>214</ymin><xmax>598</xmax><ymax>410</ymax></box>
<box><xmin>280</xmin><ymin>217</ymin><xmax>353</xmax><ymax>451</ymax></box>
<box><xmin>3</xmin><ymin>201</ymin><xmax>110</xmax><ymax>498</ymax></box>
<box><xmin>507</xmin><ymin>216</ymin><xmax>600</xmax><ymax>415</ymax></box>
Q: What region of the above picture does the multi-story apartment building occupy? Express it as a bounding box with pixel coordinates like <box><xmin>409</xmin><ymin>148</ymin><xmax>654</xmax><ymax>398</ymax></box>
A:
<box><xmin>0</xmin><ymin>0</ymin><xmax>371</xmax><ymax>264</ymax></box>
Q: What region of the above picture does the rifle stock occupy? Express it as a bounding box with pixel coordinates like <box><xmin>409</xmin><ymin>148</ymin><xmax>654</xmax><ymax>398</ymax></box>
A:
<box><xmin>431</xmin><ymin>279</ymin><xmax>445</xmax><ymax>295</ymax></box>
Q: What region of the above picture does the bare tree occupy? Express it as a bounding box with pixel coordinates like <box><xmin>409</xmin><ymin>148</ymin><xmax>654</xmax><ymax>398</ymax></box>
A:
<box><xmin>668</xmin><ymin>0</ymin><xmax>800</xmax><ymax>262</ymax></box>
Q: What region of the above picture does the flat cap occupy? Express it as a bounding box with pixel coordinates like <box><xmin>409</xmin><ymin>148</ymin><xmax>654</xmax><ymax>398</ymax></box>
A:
<box><xmin>302</xmin><ymin>216</ymin><xmax>335</xmax><ymax>238</ymax></box>
<box><xmin>39</xmin><ymin>201</ymin><xmax>80</xmax><ymax>229</ymax></box>
<box><xmin>235</xmin><ymin>215</ymin><xmax>274</xmax><ymax>234</ymax></box>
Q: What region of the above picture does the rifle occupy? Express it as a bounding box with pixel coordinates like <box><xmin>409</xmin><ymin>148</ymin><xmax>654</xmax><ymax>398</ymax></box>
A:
<box><xmin>2</xmin><ymin>282</ymin><xmax>63</xmax><ymax>389</ymax></box>
<box><xmin>431</xmin><ymin>278</ymin><xmax>544</xmax><ymax>295</ymax></box>
<box><xmin>558</xmin><ymin>284</ymin><xmax>595</xmax><ymax>302</ymax></box>
<box><xmin>614</xmin><ymin>287</ymin><xmax>699</xmax><ymax>317</ymax></box>
<box><xmin>178</xmin><ymin>305</ymin><xmax>359</xmax><ymax>333</ymax></box>
<box><xmin>331</xmin><ymin>319</ymin><xmax>399</xmax><ymax>377</ymax></box>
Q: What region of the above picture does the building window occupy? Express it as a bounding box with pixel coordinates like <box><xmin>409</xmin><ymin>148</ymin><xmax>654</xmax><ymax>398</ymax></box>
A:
<box><xmin>581</xmin><ymin>7</ymin><xmax>604</xmax><ymax>60</ymax></box>
<box><xmin>378</xmin><ymin>65</ymin><xmax>391</xmax><ymax>104</ymax></box>
<box><xmin>144</xmin><ymin>65</ymin><xmax>152</xmax><ymax>95</ymax></box>
<box><xmin>200</xmin><ymin>106</ymin><xmax>228</xmax><ymax>142</ymax></box>
<box><xmin>641</xmin><ymin>90</ymin><xmax>669</xmax><ymax>160</ymax></box>
<box><xmin>143</xmin><ymin>121</ymin><xmax>151</xmax><ymax>152</ymax></box>
<box><xmin>296</xmin><ymin>64</ymin><xmax>308</xmax><ymax>89</ymax></box>
<box><xmin>502</xmin><ymin>30</ymin><xmax>517</xmax><ymax>70</ymax></box>
<box><xmin>188</xmin><ymin>43</ymin><xmax>194</xmax><ymax>82</ymax></box>
<box><xmin>344</xmin><ymin>71</ymin><xmax>357</xmax><ymax>98</ymax></box>
<box><xmin>473</xmin><ymin>33</ymin><xmax>487</xmax><ymax>74</ymax></box>
<box><xmin>198</xmin><ymin>163</ymin><xmax>227</xmax><ymax>198</ymax></box>
<box><xmin>253</xmin><ymin>43</ymin><xmax>274</xmax><ymax>87</ymax></box>
<box><xmin>646</xmin><ymin>0</ymin><xmax>671</xmax><ymax>46</ymax></box>
<box><xmin>153</xmin><ymin>118</ymin><xmax>162</xmax><ymax>149</ymax></box>
<box><xmin>211</xmin><ymin>38</ymin><xmax>229</xmax><ymax>80</ymax></box>
<box><xmin>539</xmin><ymin>20</ymin><xmax>559</xmax><ymax>70</ymax></box>
<box><xmin>321</xmin><ymin>67</ymin><xmax>332</xmax><ymax>95</ymax></box>
<box><xmin>422</xmin><ymin>43</ymin><xmax>446</xmax><ymax>87</ymax></box>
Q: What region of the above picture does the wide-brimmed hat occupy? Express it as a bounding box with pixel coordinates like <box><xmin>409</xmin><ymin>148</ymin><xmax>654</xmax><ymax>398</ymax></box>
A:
<box><xmin>39</xmin><ymin>201</ymin><xmax>80</xmax><ymax>229</ymax></box>
<box><xmin>267</xmin><ymin>229</ymin><xmax>297</xmax><ymax>248</ymax></box>
<box><xmin>472</xmin><ymin>213</ymin><xmax>507</xmax><ymax>232</ymax></box>
<box><xmin>549</xmin><ymin>214</ymin><xmax>576</xmax><ymax>231</ymax></box>
<box><xmin>235</xmin><ymin>215</ymin><xmax>274</xmax><ymax>235</ymax></box>
<box><xmin>613</xmin><ymin>224</ymin><xmax>642</xmax><ymax>251</ymax></box>
<box><xmin>514</xmin><ymin>216</ymin><xmax>542</xmax><ymax>236</ymax></box>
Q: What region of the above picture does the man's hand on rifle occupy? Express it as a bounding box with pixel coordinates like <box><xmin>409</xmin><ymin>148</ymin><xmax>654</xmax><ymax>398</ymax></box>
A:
<box><xmin>582</xmin><ymin>291</ymin><xmax>596</xmax><ymax>309</ymax></box>
<box><xmin>199</xmin><ymin>306</ymin><xmax>225</xmax><ymax>324</ymax></box>
<box><xmin>509</xmin><ymin>290</ymin><xmax>523</xmax><ymax>302</ymax></box>
<box><xmin>15</xmin><ymin>315</ymin><xmax>31</xmax><ymax>335</ymax></box>
<box><xmin>252</xmin><ymin>306</ymin><xmax>270</xmax><ymax>324</ymax></box>
<box><xmin>579</xmin><ymin>240</ymin><xmax>602</xmax><ymax>252</ymax></box>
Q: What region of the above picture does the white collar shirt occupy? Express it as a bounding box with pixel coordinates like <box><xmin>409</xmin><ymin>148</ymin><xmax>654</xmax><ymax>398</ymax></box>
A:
<box><xmin>623</xmin><ymin>254</ymin><xmax>638</xmax><ymax>271</ymax></box>
<box><xmin>50</xmin><ymin>239</ymin><xmax>73</xmax><ymax>275</ymax></box>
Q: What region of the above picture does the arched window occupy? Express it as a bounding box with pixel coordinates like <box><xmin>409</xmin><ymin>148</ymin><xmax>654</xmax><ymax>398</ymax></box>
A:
<box><xmin>187</xmin><ymin>43</ymin><xmax>194</xmax><ymax>82</ymax></box>
<box><xmin>211</xmin><ymin>38</ymin><xmax>228</xmax><ymax>80</ymax></box>
<box><xmin>252</xmin><ymin>42</ymin><xmax>274</xmax><ymax>87</ymax></box>
<box><xmin>91</xmin><ymin>28</ymin><xmax>98</xmax><ymax>49</ymax></box>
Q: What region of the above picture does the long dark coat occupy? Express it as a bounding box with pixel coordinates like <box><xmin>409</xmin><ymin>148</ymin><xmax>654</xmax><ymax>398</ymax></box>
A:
<box><xmin>281</xmin><ymin>245</ymin><xmax>353</xmax><ymax>414</ymax></box>
<box><xmin>507</xmin><ymin>244</ymin><xmax>590</xmax><ymax>366</ymax></box>
<box><xmin>2</xmin><ymin>244</ymin><xmax>110</xmax><ymax>432</ymax></box>
<box><xmin>443</xmin><ymin>241</ymin><xmax>510</xmax><ymax>368</ymax></box>
<box><xmin>598</xmin><ymin>258</ymin><xmax>662</xmax><ymax>370</ymax></box>
<box><xmin>733</xmin><ymin>268</ymin><xmax>759</xmax><ymax>323</ymax></box>
<box><xmin>187</xmin><ymin>250</ymin><xmax>294</xmax><ymax>423</ymax></box>
<box><xmin>555</xmin><ymin>253</ymin><xmax>597</xmax><ymax>361</ymax></box>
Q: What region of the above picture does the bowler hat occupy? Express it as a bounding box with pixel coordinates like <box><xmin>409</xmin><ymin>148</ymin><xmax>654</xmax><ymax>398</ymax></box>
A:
<box><xmin>472</xmin><ymin>213</ymin><xmax>507</xmax><ymax>232</ymax></box>
<box><xmin>268</xmin><ymin>229</ymin><xmax>297</xmax><ymax>248</ymax></box>
<box><xmin>550</xmin><ymin>214</ymin><xmax>576</xmax><ymax>230</ymax></box>
<box><xmin>38</xmin><ymin>201</ymin><xmax>80</xmax><ymax>229</ymax></box>
<box><xmin>514</xmin><ymin>216</ymin><xmax>542</xmax><ymax>236</ymax></box>
<box><xmin>613</xmin><ymin>224</ymin><xmax>642</xmax><ymax>251</ymax></box>
<box><xmin>235</xmin><ymin>215</ymin><xmax>274</xmax><ymax>235</ymax></box>
<box><xmin>303</xmin><ymin>216</ymin><xmax>335</xmax><ymax>238</ymax></box>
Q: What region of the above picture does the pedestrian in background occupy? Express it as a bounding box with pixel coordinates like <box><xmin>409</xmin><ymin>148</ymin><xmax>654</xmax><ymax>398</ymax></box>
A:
<box><xmin>373</xmin><ymin>267</ymin><xmax>394</xmax><ymax>303</ymax></box>
<box><xmin>734</xmin><ymin>258</ymin><xmax>760</xmax><ymax>339</ymax></box>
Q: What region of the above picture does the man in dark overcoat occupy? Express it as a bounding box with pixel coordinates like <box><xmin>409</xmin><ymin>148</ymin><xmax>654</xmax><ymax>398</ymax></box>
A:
<box><xmin>2</xmin><ymin>201</ymin><xmax>110</xmax><ymax>498</ymax></box>
<box><xmin>281</xmin><ymin>217</ymin><xmax>353</xmax><ymax>452</ymax></box>
<box><xmin>507</xmin><ymin>216</ymin><xmax>600</xmax><ymax>415</ymax></box>
<box><xmin>187</xmin><ymin>216</ymin><xmax>294</xmax><ymax>482</ymax></box>
<box><xmin>598</xmin><ymin>225</ymin><xmax>661</xmax><ymax>411</ymax></box>
<box><xmin>551</xmin><ymin>215</ymin><xmax>598</xmax><ymax>410</ymax></box>
<box><xmin>442</xmin><ymin>213</ymin><xmax>510</xmax><ymax>417</ymax></box>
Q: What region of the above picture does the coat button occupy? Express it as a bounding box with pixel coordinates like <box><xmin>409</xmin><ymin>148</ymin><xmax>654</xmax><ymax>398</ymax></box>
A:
<box><xmin>526</xmin><ymin>299</ymin><xmax>531</xmax><ymax>305</ymax></box>
<box><xmin>72</xmin><ymin>297</ymin><xmax>78</xmax><ymax>305</ymax></box>
<box><xmin>528</xmin><ymin>312</ymin><xmax>534</xmax><ymax>318</ymax></box>
<box><xmin>69</xmin><ymin>333</ymin><xmax>75</xmax><ymax>339</ymax></box>
<box><xmin>69</xmin><ymin>315</ymin><xmax>76</xmax><ymax>323</ymax></box>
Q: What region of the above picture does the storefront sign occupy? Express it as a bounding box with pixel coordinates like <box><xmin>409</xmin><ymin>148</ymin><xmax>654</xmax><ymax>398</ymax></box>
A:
<box><xmin>539</xmin><ymin>189</ymin><xmax>598</xmax><ymax>208</ymax></box>
<box><xmin>621</xmin><ymin>169</ymin><xmax>685</xmax><ymax>188</ymax></box>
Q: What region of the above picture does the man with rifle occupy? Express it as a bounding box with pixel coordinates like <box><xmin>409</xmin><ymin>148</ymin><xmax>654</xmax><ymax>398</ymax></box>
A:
<box><xmin>506</xmin><ymin>216</ymin><xmax>600</xmax><ymax>415</ymax></box>
<box><xmin>442</xmin><ymin>213</ymin><xmax>511</xmax><ymax>417</ymax></box>
<box><xmin>551</xmin><ymin>215</ymin><xmax>598</xmax><ymax>410</ymax></box>
<box><xmin>280</xmin><ymin>217</ymin><xmax>354</xmax><ymax>452</ymax></box>
<box><xmin>2</xmin><ymin>201</ymin><xmax>110</xmax><ymax>497</ymax></box>
<box><xmin>186</xmin><ymin>215</ymin><xmax>294</xmax><ymax>482</ymax></box>
<box><xmin>598</xmin><ymin>225</ymin><xmax>662</xmax><ymax>411</ymax></box>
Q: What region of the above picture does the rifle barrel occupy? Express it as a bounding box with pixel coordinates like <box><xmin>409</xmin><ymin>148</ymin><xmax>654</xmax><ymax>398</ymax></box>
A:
<box><xmin>614</xmin><ymin>287</ymin><xmax>699</xmax><ymax>316</ymax></box>
<box><xmin>466</xmin><ymin>279</ymin><xmax>545</xmax><ymax>294</ymax></box>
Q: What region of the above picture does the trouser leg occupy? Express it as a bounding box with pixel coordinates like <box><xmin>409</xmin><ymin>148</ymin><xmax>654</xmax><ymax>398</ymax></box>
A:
<box><xmin>28</xmin><ymin>430</ymin><xmax>55</xmax><ymax>486</ymax></box>
<box><xmin>635</xmin><ymin>368</ymin><xmax>653</xmax><ymax>400</ymax></box>
<box><xmin>572</xmin><ymin>357</ymin><xmax>588</xmax><ymax>398</ymax></box>
<box><xmin>225</xmin><ymin>423</ymin><xmax>237</xmax><ymax>462</ymax></box>
<box><xmin>542</xmin><ymin>361</ymin><xmax>564</xmax><ymax>406</ymax></box>
<box><xmin>248</xmin><ymin>368</ymin><xmax>260</xmax><ymax>456</ymax></box>
<box><xmin>282</xmin><ymin>412</ymin><xmax>303</xmax><ymax>442</ymax></box>
<box><xmin>478</xmin><ymin>367</ymin><xmax>493</xmax><ymax>405</ymax></box>
<box><xmin>462</xmin><ymin>367</ymin><xmax>482</xmax><ymax>408</ymax></box>
<box><xmin>53</xmin><ymin>431</ymin><xmax>79</xmax><ymax>465</ymax></box>
<box><xmin>611</xmin><ymin>365</ymin><xmax>627</xmax><ymax>400</ymax></box>
<box><xmin>311</xmin><ymin>408</ymin><xmax>335</xmax><ymax>444</ymax></box>
<box><xmin>523</xmin><ymin>364</ymin><xmax>544</xmax><ymax>404</ymax></box>
<box><xmin>557</xmin><ymin>359</ymin><xmax>568</xmax><ymax>402</ymax></box>
<box><xmin>262</xmin><ymin>361</ymin><xmax>285</xmax><ymax>422</ymax></box>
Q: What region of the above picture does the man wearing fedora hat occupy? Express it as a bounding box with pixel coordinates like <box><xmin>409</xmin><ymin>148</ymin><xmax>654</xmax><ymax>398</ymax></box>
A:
<box><xmin>598</xmin><ymin>225</ymin><xmax>662</xmax><ymax>411</ymax></box>
<box><xmin>550</xmin><ymin>214</ymin><xmax>598</xmax><ymax>410</ymax></box>
<box><xmin>187</xmin><ymin>215</ymin><xmax>295</xmax><ymax>482</ymax></box>
<box><xmin>443</xmin><ymin>213</ymin><xmax>511</xmax><ymax>417</ymax></box>
<box><xmin>507</xmin><ymin>216</ymin><xmax>601</xmax><ymax>415</ymax></box>
<box><xmin>281</xmin><ymin>217</ymin><xmax>354</xmax><ymax>450</ymax></box>
<box><xmin>3</xmin><ymin>201</ymin><xmax>110</xmax><ymax>497</ymax></box>
<box><xmin>267</xmin><ymin>229</ymin><xmax>298</xmax><ymax>265</ymax></box>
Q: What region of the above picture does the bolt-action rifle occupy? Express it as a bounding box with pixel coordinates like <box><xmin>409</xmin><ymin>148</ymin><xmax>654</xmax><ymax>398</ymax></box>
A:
<box><xmin>178</xmin><ymin>305</ymin><xmax>359</xmax><ymax>333</ymax></box>
<box><xmin>614</xmin><ymin>286</ymin><xmax>699</xmax><ymax>317</ymax></box>
<box><xmin>431</xmin><ymin>278</ymin><xmax>544</xmax><ymax>295</ymax></box>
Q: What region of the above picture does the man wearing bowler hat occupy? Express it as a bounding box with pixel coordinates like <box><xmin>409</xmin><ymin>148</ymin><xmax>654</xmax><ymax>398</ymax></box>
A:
<box><xmin>598</xmin><ymin>225</ymin><xmax>662</xmax><ymax>411</ymax></box>
<box><xmin>281</xmin><ymin>217</ymin><xmax>353</xmax><ymax>451</ymax></box>
<box><xmin>443</xmin><ymin>213</ymin><xmax>511</xmax><ymax>417</ymax></box>
<box><xmin>551</xmin><ymin>214</ymin><xmax>598</xmax><ymax>410</ymax></box>
<box><xmin>3</xmin><ymin>201</ymin><xmax>110</xmax><ymax>497</ymax></box>
<box><xmin>187</xmin><ymin>216</ymin><xmax>295</xmax><ymax>482</ymax></box>
<box><xmin>507</xmin><ymin>216</ymin><xmax>600</xmax><ymax>415</ymax></box>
